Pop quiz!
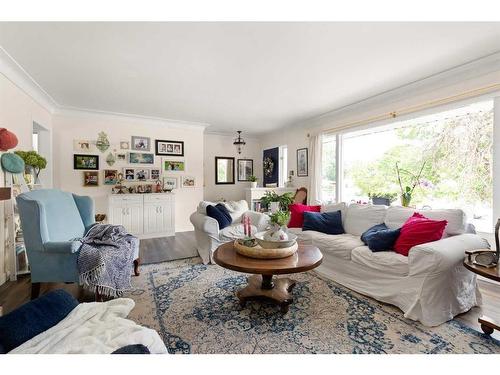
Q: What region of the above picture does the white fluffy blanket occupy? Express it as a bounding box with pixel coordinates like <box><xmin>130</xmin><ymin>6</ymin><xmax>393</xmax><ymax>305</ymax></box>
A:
<box><xmin>10</xmin><ymin>298</ymin><xmax>168</xmax><ymax>354</ymax></box>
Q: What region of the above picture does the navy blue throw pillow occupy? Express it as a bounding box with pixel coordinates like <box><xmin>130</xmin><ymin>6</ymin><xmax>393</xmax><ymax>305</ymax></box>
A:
<box><xmin>206</xmin><ymin>203</ymin><xmax>232</xmax><ymax>230</ymax></box>
<box><xmin>0</xmin><ymin>289</ymin><xmax>78</xmax><ymax>352</ymax></box>
<box><xmin>361</xmin><ymin>223</ymin><xmax>401</xmax><ymax>252</ymax></box>
<box><xmin>112</xmin><ymin>344</ymin><xmax>151</xmax><ymax>354</ymax></box>
<box><xmin>302</xmin><ymin>210</ymin><xmax>345</xmax><ymax>235</ymax></box>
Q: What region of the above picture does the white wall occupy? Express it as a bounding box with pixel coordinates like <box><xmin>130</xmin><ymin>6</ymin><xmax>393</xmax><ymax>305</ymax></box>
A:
<box><xmin>0</xmin><ymin>72</ymin><xmax>53</xmax><ymax>284</ymax></box>
<box><xmin>52</xmin><ymin>111</ymin><xmax>205</xmax><ymax>232</ymax></box>
<box><xmin>203</xmin><ymin>133</ymin><xmax>262</xmax><ymax>202</ymax></box>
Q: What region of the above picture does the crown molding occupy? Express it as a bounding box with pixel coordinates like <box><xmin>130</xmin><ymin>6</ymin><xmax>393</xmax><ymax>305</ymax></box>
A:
<box><xmin>54</xmin><ymin>106</ymin><xmax>209</xmax><ymax>131</ymax></box>
<box><xmin>0</xmin><ymin>46</ymin><xmax>58</xmax><ymax>113</ymax></box>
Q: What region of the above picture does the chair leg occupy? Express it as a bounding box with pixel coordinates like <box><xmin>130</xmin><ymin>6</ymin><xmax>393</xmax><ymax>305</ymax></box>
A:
<box><xmin>133</xmin><ymin>258</ymin><xmax>140</xmax><ymax>276</ymax></box>
<box><xmin>31</xmin><ymin>282</ymin><xmax>41</xmax><ymax>300</ymax></box>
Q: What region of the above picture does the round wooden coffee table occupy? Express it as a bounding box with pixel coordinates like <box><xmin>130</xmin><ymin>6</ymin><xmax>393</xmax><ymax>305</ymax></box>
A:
<box><xmin>213</xmin><ymin>242</ymin><xmax>323</xmax><ymax>313</ymax></box>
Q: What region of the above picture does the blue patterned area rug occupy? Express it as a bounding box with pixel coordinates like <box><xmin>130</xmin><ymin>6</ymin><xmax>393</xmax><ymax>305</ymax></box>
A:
<box><xmin>125</xmin><ymin>258</ymin><xmax>500</xmax><ymax>354</ymax></box>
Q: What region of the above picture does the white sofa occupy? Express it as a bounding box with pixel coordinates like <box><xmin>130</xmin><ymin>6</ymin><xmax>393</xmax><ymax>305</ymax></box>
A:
<box><xmin>288</xmin><ymin>203</ymin><xmax>489</xmax><ymax>326</ymax></box>
<box><xmin>190</xmin><ymin>200</ymin><xmax>270</xmax><ymax>264</ymax></box>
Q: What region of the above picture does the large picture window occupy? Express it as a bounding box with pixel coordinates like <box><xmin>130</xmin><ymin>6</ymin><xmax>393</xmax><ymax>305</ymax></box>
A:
<box><xmin>322</xmin><ymin>100</ymin><xmax>494</xmax><ymax>232</ymax></box>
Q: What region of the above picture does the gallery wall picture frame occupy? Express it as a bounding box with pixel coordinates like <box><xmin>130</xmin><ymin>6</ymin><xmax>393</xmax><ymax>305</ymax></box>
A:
<box><xmin>215</xmin><ymin>156</ymin><xmax>235</xmax><ymax>185</ymax></box>
<box><xmin>83</xmin><ymin>171</ymin><xmax>99</xmax><ymax>186</ymax></box>
<box><xmin>103</xmin><ymin>169</ymin><xmax>118</xmax><ymax>185</ymax></box>
<box><xmin>182</xmin><ymin>175</ymin><xmax>195</xmax><ymax>188</ymax></box>
<box><xmin>237</xmin><ymin>159</ymin><xmax>254</xmax><ymax>181</ymax></box>
<box><xmin>128</xmin><ymin>152</ymin><xmax>155</xmax><ymax>164</ymax></box>
<box><xmin>150</xmin><ymin>168</ymin><xmax>161</xmax><ymax>181</ymax></box>
<box><xmin>163</xmin><ymin>176</ymin><xmax>178</xmax><ymax>190</ymax></box>
<box><xmin>163</xmin><ymin>158</ymin><xmax>185</xmax><ymax>172</ymax></box>
<box><xmin>155</xmin><ymin>139</ymin><xmax>185</xmax><ymax>156</ymax></box>
<box><xmin>73</xmin><ymin>140</ymin><xmax>96</xmax><ymax>153</ymax></box>
<box><xmin>116</xmin><ymin>153</ymin><xmax>127</xmax><ymax>161</ymax></box>
<box><xmin>120</xmin><ymin>141</ymin><xmax>130</xmax><ymax>150</ymax></box>
<box><xmin>74</xmin><ymin>154</ymin><xmax>99</xmax><ymax>170</ymax></box>
<box><xmin>124</xmin><ymin>168</ymin><xmax>136</xmax><ymax>181</ymax></box>
<box><xmin>134</xmin><ymin>168</ymin><xmax>150</xmax><ymax>181</ymax></box>
<box><xmin>131</xmin><ymin>136</ymin><xmax>151</xmax><ymax>151</ymax></box>
<box><xmin>296</xmin><ymin>148</ymin><xmax>308</xmax><ymax>177</ymax></box>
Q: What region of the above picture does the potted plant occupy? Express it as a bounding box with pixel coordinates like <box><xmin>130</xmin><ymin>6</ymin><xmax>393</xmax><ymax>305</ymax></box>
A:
<box><xmin>14</xmin><ymin>150</ymin><xmax>47</xmax><ymax>185</ymax></box>
<box><xmin>368</xmin><ymin>192</ymin><xmax>397</xmax><ymax>206</ymax></box>
<box><xmin>249</xmin><ymin>175</ymin><xmax>258</xmax><ymax>188</ymax></box>
<box><xmin>263</xmin><ymin>210</ymin><xmax>291</xmax><ymax>241</ymax></box>
<box><xmin>395</xmin><ymin>161</ymin><xmax>426</xmax><ymax>207</ymax></box>
<box><xmin>260</xmin><ymin>191</ymin><xmax>294</xmax><ymax>212</ymax></box>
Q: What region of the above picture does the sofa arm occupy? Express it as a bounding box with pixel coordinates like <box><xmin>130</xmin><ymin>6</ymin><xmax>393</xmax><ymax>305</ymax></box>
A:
<box><xmin>245</xmin><ymin>211</ymin><xmax>270</xmax><ymax>231</ymax></box>
<box><xmin>43</xmin><ymin>241</ymin><xmax>82</xmax><ymax>254</ymax></box>
<box><xmin>409</xmin><ymin>233</ymin><xmax>490</xmax><ymax>276</ymax></box>
<box><xmin>189</xmin><ymin>212</ymin><xmax>220</xmax><ymax>237</ymax></box>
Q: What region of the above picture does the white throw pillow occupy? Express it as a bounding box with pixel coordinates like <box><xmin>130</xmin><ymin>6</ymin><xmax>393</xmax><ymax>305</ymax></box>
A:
<box><xmin>384</xmin><ymin>206</ymin><xmax>466</xmax><ymax>236</ymax></box>
<box><xmin>197</xmin><ymin>201</ymin><xmax>216</xmax><ymax>215</ymax></box>
<box><xmin>343</xmin><ymin>203</ymin><xmax>387</xmax><ymax>236</ymax></box>
<box><xmin>221</xmin><ymin>200</ymin><xmax>249</xmax><ymax>222</ymax></box>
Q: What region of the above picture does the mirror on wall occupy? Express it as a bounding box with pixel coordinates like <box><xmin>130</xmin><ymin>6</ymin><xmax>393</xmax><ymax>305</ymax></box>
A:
<box><xmin>215</xmin><ymin>157</ymin><xmax>235</xmax><ymax>184</ymax></box>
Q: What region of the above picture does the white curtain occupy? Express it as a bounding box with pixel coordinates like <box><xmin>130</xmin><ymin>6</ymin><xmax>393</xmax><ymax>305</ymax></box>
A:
<box><xmin>308</xmin><ymin>133</ymin><xmax>323</xmax><ymax>204</ymax></box>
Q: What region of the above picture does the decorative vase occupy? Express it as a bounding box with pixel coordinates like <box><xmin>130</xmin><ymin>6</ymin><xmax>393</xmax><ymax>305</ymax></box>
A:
<box><xmin>263</xmin><ymin>224</ymin><xmax>289</xmax><ymax>242</ymax></box>
<box><xmin>401</xmin><ymin>193</ymin><xmax>411</xmax><ymax>207</ymax></box>
<box><xmin>250</xmin><ymin>181</ymin><xmax>257</xmax><ymax>188</ymax></box>
<box><xmin>0</xmin><ymin>128</ymin><xmax>18</xmax><ymax>151</ymax></box>
<box><xmin>269</xmin><ymin>201</ymin><xmax>280</xmax><ymax>213</ymax></box>
<box><xmin>106</xmin><ymin>152</ymin><xmax>116</xmax><ymax>166</ymax></box>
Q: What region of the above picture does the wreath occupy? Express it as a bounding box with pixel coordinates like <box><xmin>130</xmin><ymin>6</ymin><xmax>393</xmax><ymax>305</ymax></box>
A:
<box><xmin>263</xmin><ymin>157</ymin><xmax>274</xmax><ymax>177</ymax></box>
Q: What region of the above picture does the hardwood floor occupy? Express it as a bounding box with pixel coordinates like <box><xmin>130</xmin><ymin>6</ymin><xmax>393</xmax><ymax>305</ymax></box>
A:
<box><xmin>1</xmin><ymin>231</ymin><xmax>499</xmax><ymax>341</ymax></box>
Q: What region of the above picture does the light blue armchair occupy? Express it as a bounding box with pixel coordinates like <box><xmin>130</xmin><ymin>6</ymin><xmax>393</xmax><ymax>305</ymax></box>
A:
<box><xmin>16</xmin><ymin>189</ymin><xmax>96</xmax><ymax>299</ymax></box>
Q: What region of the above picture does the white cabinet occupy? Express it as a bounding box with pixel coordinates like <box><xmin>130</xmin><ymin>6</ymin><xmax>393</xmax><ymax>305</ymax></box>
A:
<box><xmin>108</xmin><ymin>194</ymin><xmax>174</xmax><ymax>238</ymax></box>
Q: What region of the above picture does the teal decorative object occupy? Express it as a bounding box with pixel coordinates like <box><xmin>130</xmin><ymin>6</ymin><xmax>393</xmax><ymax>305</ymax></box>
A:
<box><xmin>1</xmin><ymin>153</ymin><xmax>25</xmax><ymax>173</ymax></box>
<box><xmin>95</xmin><ymin>131</ymin><xmax>110</xmax><ymax>153</ymax></box>
<box><xmin>106</xmin><ymin>152</ymin><xmax>116</xmax><ymax>166</ymax></box>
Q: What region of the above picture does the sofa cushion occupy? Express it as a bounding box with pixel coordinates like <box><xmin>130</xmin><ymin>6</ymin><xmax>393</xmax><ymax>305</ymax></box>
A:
<box><xmin>384</xmin><ymin>206</ymin><xmax>465</xmax><ymax>236</ymax></box>
<box><xmin>321</xmin><ymin>202</ymin><xmax>347</xmax><ymax>225</ymax></box>
<box><xmin>303</xmin><ymin>210</ymin><xmax>344</xmax><ymax>235</ymax></box>
<box><xmin>288</xmin><ymin>204</ymin><xmax>321</xmax><ymax>228</ymax></box>
<box><xmin>394</xmin><ymin>213</ymin><xmax>447</xmax><ymax>256</ymax></box>
<box><xmin>351</xmin><ymin>246</ymin><xmax>409</xmax><ymax>276</ymax></box>
<box><xmin>343</xmin><ymin>204</ymin><xmax>387</xmax><ymax>236</ymax></box>
<box><xmin>361</xmin><ymin>223</ymin><xmax>401</xmax><ymax>252</ymax></box>
<box><xmin>221</xmin><ymin>200</ymin><xmax>249</xmax><ymax>223</ymax></box>
<box><xmin>286</xmin><ymin>227</ymin><xmax>313</xmax><ymax>244</ymax></box>
<box><xmin>206</xmin><ymin>204</ymin><xmax>232</xmax><ymax>230</ymax></box>
<box><xmin>0</xmin><ymin>289</ymin><xmax>78</xmax><ymax>352</ymax></box>
<box><xmin>309</xmin><ymin>232</ymin><xmax>364</xmax><ymax>260</ymax></box>
<box><xmin>220</xmin><ymin>224</ymin><xmax>258</xmax><ymax>242</ymax></box>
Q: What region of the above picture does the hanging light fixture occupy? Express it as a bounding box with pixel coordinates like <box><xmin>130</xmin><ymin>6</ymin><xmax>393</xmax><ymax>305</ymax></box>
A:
<box><xmin>233</xmin><ymin>130</ymin><xmax>246</xmax><ymax>154</ymax></box>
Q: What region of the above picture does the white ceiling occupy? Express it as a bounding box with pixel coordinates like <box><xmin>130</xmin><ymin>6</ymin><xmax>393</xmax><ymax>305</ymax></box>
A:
<box><xmin>1</xmin><ymin>22</ymin><xmax>500</xmax><ymax>134</ymax></box>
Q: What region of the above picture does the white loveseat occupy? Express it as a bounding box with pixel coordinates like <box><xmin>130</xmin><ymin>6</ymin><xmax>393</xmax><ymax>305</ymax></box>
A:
<box><xmin>288</xmin><ymin>203</ymin><xmax>489</xmax><ymax>326</ymax></box>
<box><xmin>190</xmin><ymin>200</ymin><xmax>270</xmax><ymax>264</ymax></box>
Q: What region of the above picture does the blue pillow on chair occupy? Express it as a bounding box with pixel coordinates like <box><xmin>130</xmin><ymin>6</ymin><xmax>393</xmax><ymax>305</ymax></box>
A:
<box><xmin>206</xmin><ymin>203</ymin><xmax>232</xmax><ymax>230</ymax></box>
<box><xmin>0</xmin><ymin>289</ymin><xmax>78</xmax><ymax>353</ymax></box>
<box><xmin>302</xmin><ymin>210</ymin><xmax>345</xmax><ymax>235</ymax></box>
<box><xmin>361</xmin><ymin>223</ymin><xmax>401</xmax><ymax>252</ymax></box>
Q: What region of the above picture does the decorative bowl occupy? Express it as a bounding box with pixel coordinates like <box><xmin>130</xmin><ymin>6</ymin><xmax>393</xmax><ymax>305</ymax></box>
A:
<box><xmin>254</xmin><ymin>231</ymin><xmax>297</xmax><ymax>249</ymax></box>
<box><xmin>234</xmin><ymin>240</ymin><xmax>298</xmax><ymax>259</ymax></box>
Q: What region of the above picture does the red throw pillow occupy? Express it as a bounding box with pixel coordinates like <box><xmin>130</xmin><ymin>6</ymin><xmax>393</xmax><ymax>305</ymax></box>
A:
<box><xmin>288</xmin><ymin>204</ymin><xmax>321</xmax><ymax>228</ymax></box>
<box><xmin>394</xmin><ymin>212</ymin><xmax>447</xmax><ymax>256</ymax></box>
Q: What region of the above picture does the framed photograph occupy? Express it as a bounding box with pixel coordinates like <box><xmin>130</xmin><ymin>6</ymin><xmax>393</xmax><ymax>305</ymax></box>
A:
<box><xmin>131</xmin><ymin>136</ymin><xmax>151</xmax><ymax>151</ymax></box>
<box><xmin>134</xmin><ymin>168</ymin><xmax>150</xmax><ymax>181</ymax></box>
<box><xmin>297</xmin><ymin>148</ymin><xmax>308</xmax><ymax>177</ymax></box>
<box><xmin>120</xmin><ymin>141</ymin><xmax>130</xmax><ymax>150</ymax></box>
<box><xmin>74</xmin><ymin>154</ymin><xmax>99</xmax><ymax>170</ymax></box>
<box><xmin>83</xmin><ymin>171</ymin><xmax>98</xmax><ymax>186</ymax></box>
<box><xmin>163</xmin><ymin>159</ymin><xmax>185</xmax><ymax>171</ymax></box>
<box><xmin>237</xmin><ymin>159</ymin><xmax>253</xmax><ymax>181</ymax></box>
<box><xmin>155</xmin><ymin>140</ymin><xmax>184</xmax><ymax>156</ymax></box>
<box><xmin>182</xmin><ymin>175</ymin><xmax>195</xmax><ymax>188</ymax></box>
<box><xmin>163</xmin><ymin>176</ymin><xmax>178</xmax><ymax>190</ymax></box>
<box><xmin>124</xmin><ymin>168</ymin><xmax>135</xmax><ymax>181</ymax></box>
<box><xmin>73</xmin><ymin>140</ymin><xmax>95</xmax><ymax>153</ymax></box>
<box><xmin>150</xmin><ymin>168</ymin><xmax>161</xmax><ymax>181</ymax></box>
<box><xmin>116</xmin><ymin>153</ymin><xmax>127</xmax><ymax>161</ymax></box>
<box><xmin>103</xmin><ymin>169</ymin><xmax>118</xmax><ymax>185</ymax></box>
<box><xmin>128</xmin><ymin>152</ymin><xmax>154</xmax><ymax>164</ymax></box>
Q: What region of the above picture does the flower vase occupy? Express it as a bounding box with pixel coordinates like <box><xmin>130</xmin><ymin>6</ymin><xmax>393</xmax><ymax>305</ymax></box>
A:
<box><xmin>269</xmin><ymin>201</ymin><xmax>280</xmax><ymax>213</ymax></box>
<box><xmin>401</xmin><ymin>194</ymin><xmax>411</xmax><ymax>207</ymax></box>
<box><xmin>250</xmin><ymin>181</ymin><xmax>257</xmax><ymax>189</ymax></box>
